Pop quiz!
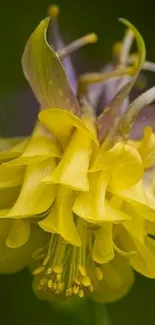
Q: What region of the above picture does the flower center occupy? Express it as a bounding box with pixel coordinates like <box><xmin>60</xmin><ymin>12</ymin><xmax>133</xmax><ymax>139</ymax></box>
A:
<box><xmin>32</xmin><ymin>219</ymin><xmax>103</xmax><ymax>298</ymax></box>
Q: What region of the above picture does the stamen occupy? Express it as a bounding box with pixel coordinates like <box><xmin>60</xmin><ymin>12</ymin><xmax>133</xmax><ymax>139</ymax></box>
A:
<box><xmin>78</xmin><ymin>67</ymin><xmax>132</xmax><ymax>95</ymax></box>
<box><xmin>57</xmin><ymin>33</ymin><xmax>98</xmax><ymax>59</ymax></box>
<box><xmin>32</xmin><ymin>221</ymin><xmax>107</xmax><ymax>298</ymax></box>
<box><xmin>48</xmin><ymin>5</ymin><xmax>60</xmax><ymax>17</ymax></box>
<box><xmin>95</xmin><ymin>266</ymin><xmax>103</xmax><ymax>281</ymax></box>
<box><xmin>78</xmin><ymin>264</ymin><xmax>87</xmax><ymax>277</ymax></box>
<box><xmin>119</xmin><ymin>29</ymin><xmax>134</xmax><ymax>67</ymax></box>
<box><xmin>33</xmin><ymin>265</ymin><xmax>46</xmax><ymax>275</ymax></box>
<box><xmin>128</xmin><ymin>54</ymin><xmax>155</xmax><ymax>72</ymax></box>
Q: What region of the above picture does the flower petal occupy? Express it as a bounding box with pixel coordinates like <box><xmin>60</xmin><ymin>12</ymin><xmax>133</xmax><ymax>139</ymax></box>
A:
<box><xmin>115</xmin><ymin>180</ymin><xmax>155</xmax><ymax>210</ymax></box>
<box><xmin>89</xmin><ymin>254</ymin><xmax>134</xmax><ymax>303</ymax></box>
<box><xmin>73</xmin><ymin>172</ymin><xmax>130</xmax><ymax>223</ymax></box>
<box><xmin>0</xmin><ymin>186</ymin><xmax>20</xmax><ymax>210</ymax></box>
<box><xmin>0</xmin><ymin>138</ymin><xmax>29</xmax><ymax>163</ymax></box>
<box><xmin>6</xmin><ymin>219</ymin><xmax>30</xmax><ymax>248</ymax></box>
<box><xmin>0</xmin><ymin>220</ymin><xmax>48</xmax><ymax>273</ymax></box>
<box><xmin>73</xmin><ymin>172</ymin><xmax>109</xmax><ymax>223</ymax></box>
<box><xmin>5</xmin><ymin>158</ymin><xmax>57</xmax><ymax>218</ymax></box>
<box><xmin>22</xmin><ymin>17</ymin><xmax>78</xmax><ymax>112</ymax></box>
<box><xmin>93</xmin><ymin>224</ymin><xmax>114</xmax><ymax>263</ymax></box>
<box><xmin>42</xmin><ymin>128</ymin><xmax>93</xmax><ymax>191</ymax></box>
<box><xmin>3</xmin><ymin>122</ymin><xmax>62</xmax><ymax>167</ymax></box>
<box><xmin>39</xmin><ymin>186</ymin><xmax>81</xmax><ymax>247</ymax></box>
<box><xmin>0</xmin><ymin>165</ymin><xmax>24</xmax><ymax>188</ymax></box>
<box><xmin>91</xmin><ymin>142</ymin><xmax>143</xmax><ymax>190</ymax></box>
<box><xmin>39</xmin><ymin>108</ymin><xmax>97</xmax><ymax>148</ymax></box>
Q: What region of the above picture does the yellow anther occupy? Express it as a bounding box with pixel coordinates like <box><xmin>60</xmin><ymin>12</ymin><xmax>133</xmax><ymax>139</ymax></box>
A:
<box><xmin>32</xmin><ymin>266</ymin><xmax>45</xmax><ymax>275</ymax></box>
<box><xmin>68</xmin><ymin>288</ymin><xmax>73</xmax><ymax>296</ymax></box>
<box><xmin>46</xmin><ymin>267</ymin><xmax>53</xmax><ymax>275</ymax></box>
<box><xmin>74</xmin><ymin>276</ymin><xmax>81</xmax><ymax>285</ymax></box>
<box><xmin>112</xmin><ymin>41</ymin><xmax>122</xmax><ymax>57</ymax></box>
<box><xmin>86</xmin><ymin>33</ymin><xmax>98</xmax><ymax>44</ymax></box>
<box><xmin>42</xmin><ymin>255</ymin><xmax>50</xmax><ymax>266</ymax></box>
<box><xmin>48</xmin><ymin>279</ymin><xmax>53</xmax><ymax>289</ymax></box>
<box><xmin>56</xmin><ymin>274</ymin><xmax>61</xmax><ymax>281</ymax></box>
<box><xmin>81</xmin><ymin>276</ymin><xmax>91</xmax><ymax>287</ymax></box>
<box><xmin>57</xmin><ymin>282</ymin><xmax>62</xmax><ymax>291</ymax></box>
<box><xmin>53</xmin><ymin>264</ymin><xmax>63</xmax><ymax>274</ymax></box>
<box><xmin>95</xmin><ymin>267</ymin><xmax>103</xmax><ymax>281</ymax></box>
<box><xmin>73</xmin><ymin>285</ymin><xmax>80</xmax><ymax>294</ymax></box>
<box><xmin>78</xmin><ymin>265</ymin><xmax>87</xmax><ymax>277</ymax></box>
<box><xmin>40</xmin><ymin>277</ymin><xmax>48</xmax><ymax>287</ymax></box>
<box><xmin>58</xmin><ymin>33</ymin><xmax>98</xmax><ymax>59</ymax></box>
<box><xmin>79</xmin><ymin>289</ymin><xmax>84</xmax><ymax>298</ymax></box>
<box><xmin>48</xmin><ymin>4</ymin><xmax>60</xmax><ymax>17</ymax></box>
<box><xmin>89</xmin><ymin>284</ymin><xmax>94</xmax><ymax>292</ymax></box>
<box><xmin>53</xmin><ymin>283</ymin><xmax>58</xmax><ymax>290</ymax></box>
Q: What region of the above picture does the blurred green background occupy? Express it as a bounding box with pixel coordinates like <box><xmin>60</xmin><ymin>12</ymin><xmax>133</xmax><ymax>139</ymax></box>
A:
<box><xmin>0</xmin><ymin>0</ymin><xmax>155</xmax><ymax>324</ymax></box>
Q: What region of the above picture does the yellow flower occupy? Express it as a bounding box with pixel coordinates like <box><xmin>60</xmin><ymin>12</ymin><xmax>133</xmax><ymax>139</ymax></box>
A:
<box><xmin>1</xmin><ymin>5</ymin><xmax>155</xmax><ymax>304</ymax></box>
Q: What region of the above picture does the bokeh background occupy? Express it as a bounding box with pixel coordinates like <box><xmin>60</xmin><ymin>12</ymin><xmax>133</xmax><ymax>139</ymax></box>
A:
<box><xmin>0</xmin><ymin>0</ymin><xmax>155</xmax><ymax>324</ymax></box>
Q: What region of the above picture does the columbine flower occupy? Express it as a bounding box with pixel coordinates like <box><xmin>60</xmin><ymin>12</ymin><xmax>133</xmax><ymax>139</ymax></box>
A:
<box><xmin>1</xmin><ymin>5</ymin><xmax>155</xmax><ymax>304</ymax></box>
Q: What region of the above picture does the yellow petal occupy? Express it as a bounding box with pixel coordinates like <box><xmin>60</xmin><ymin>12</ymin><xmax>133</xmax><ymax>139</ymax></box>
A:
<box><xmin>43</xmin><ymin>129</ymin><xmax>92</xmax><ymax>191</ymax></box>
<box><xmin>0</xmin><ymin>165</ymin><xmax>25</xmax><ymax>188</ymax></box>
<box><xmin>0</xmin><ymin>186</ymin><xmax>21</xmax><ymax>210</ymax></box>
<box><xmin>145</xmin><ymin>220</ymin><xmax>155</xmax><ymax>235</ymax></box>
<box><xmin>3</xmin><ymin>122</ymin><xmax>61</xmax><ymax>167</ymax></box>
<box><xmin>115</xmin><ymin>180</ymin><xmax>155</xmax><ymax>210</ymax></box>
<box><xmin>109</xmin><ymin>144</ymin><xmax>143</xmax><ymax>190</ymax></box>
<box><xmin>6</xmin><ymin>219</ymin><xmax>30</xmax><ymax>248</ymax></box>
<box><xmin>6</xmin><ymin>158</ymin><xmax>57</xmax><ymax>218</ymax></box>
<box><xmin>22</xmin><ymin>17</ymin><xmax>78</xmax><ymax>113</ymax></box>
<box><xmin>138</xmin><ymin>127</ymin><xmax>155</xmax><ymax>168</ymax></box>
<box><xmin>73</xmin><ymin>172</ymin><xmax>109</xmax><ymax>223</ymax></box>
<box><xmin>122</xmin><ymin>202</ymin><xmax>145</xmax><ymax>243</ymax></box>
<box><xmin>39</xmin><ymin>186</ymin><xmax>81</xmax><ymax>246</ymax></box>
<box><xmin>0</xmin><ymin>136</ymin><xmax>28</xmax><ymax>151</ymax></box>
<box><xmin>39</xmin><ymin>108</ymin><xmax>97</xmax><ymax>149</ymax></box>
<box><xmin>105</xmin><ymin>201</ymin><xmax>131</xmax><ymax>222</ymax></box>
<box><xmin>130</xmin><ymin>236</ymin><xmax>155</xmax><ymax>278</ymax></box>
<box><xmin>90</xmin><ymin>254</ymin><xmax>134</xmax><ymax>303</ymax></box>
<box><xmin>0</xmin><ymin>138</ymin><xmax>29</xmax><ymax>163</ymax></box>
<box><xmin>117</xmin><ymin>222</ymin><xmax>155</xmax><ymax>278</ymax></box>
<box><xmin>93</xmin><ymin>224</ymin><xmax>114</xmax><ymax>263</ymax></box>
<box><xmin>91</xmin><ymin>142</ymin><xmax>143</xmax><ymax>190</ymax></box>
<box><xmin>0</xmin><ymin>220</ymin><xmax>48</xmax><ymax>273</ymax></box>
<box><xmin>131</xmin><ymin>203</ymin><xmax>155</xmax><ymax>222</ymax></box>
<box><xmin>73</xmin><ymin>172</ymin><xmax>130</xmax><ymax>223</ymax></box>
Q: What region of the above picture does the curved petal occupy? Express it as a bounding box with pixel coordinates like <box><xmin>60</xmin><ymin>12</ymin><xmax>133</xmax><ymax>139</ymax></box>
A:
<box><xmin>0</xmin><ymin>165</ymin><xmax>24</xmax><ymax>188</ymax></box>
<box><xmin>0</xmin><ymin>138</ymin><xmax>29</xmax><ymax>163</ymax></box>
<box><xmin>89</xmin><ymin>254</ymin><xmax>134</xmax><ymax>303</ymax></box>
<box><xmin>0</xmin><ymin>221</ymin><xmax>48</xmax><ymax>274</ymax></box>
<box><xmin>93</xmin><ymin>224</ymin><xmax>114</xmax><ymax>263</ymax></box>
<box><xmin>3</xmin><ymin>122</ymin><xmax>62</xmax><ymax>167</ymax></box>
<box><xmin>6</xmin><ymin>219</ymin><xmax>30</xmax><ymax>248</ymax></box>
<box><xmin>42</xmin><ymin>128</ymin><xmax>93</xmax><ymax>191</ymax></box>
<box><xmin>91</xmin><ymin>142</ymin><xmax>143</xmax><ymax>190</ymax></box>
<box><xmin>73</xmin><ymin>171</ymin><xmax>130</xmax><ymax>223</ymax></box>
<box><xmin>22</xmin><ymin>16</ymin><xmax>78</xmax><ymax>113</ymax></box>
<box><xmin>5</xmin><ymin>158</ymin><xmax>57</xmax><ymax>218</ymax></box>
<box><xmin>138</xmin><ymin>127</ymin><xmax>155</xmax><ymax>168</ymax></box>
<box><xmin>0</xmin><ymin>186</ymin><xmax>21</xmax><ymax>210</ymax></box>
<box><xmin>39</xmin><ymin>186</ymin><xmax>81</xmax><ymax>247</ymax></box>
<box><xmin>39</xmin><ymin>108</ymin><xmax>97</xmax><ymax>148</ymax></box>
<box><xmin>114</xmin><ymin>180</ymin><xmax>155</xmax><ymax>211</ymax></box>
